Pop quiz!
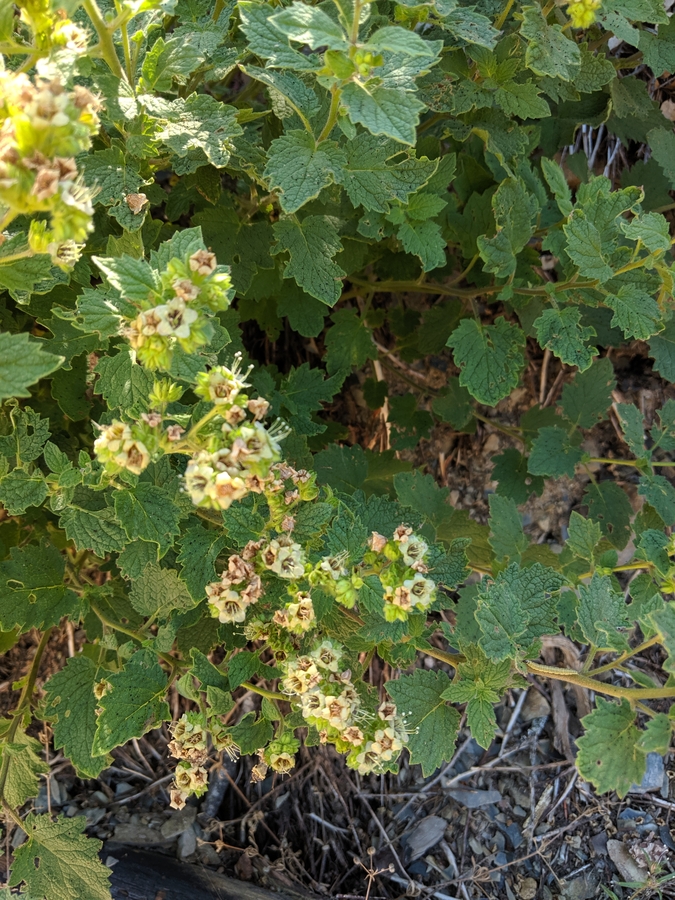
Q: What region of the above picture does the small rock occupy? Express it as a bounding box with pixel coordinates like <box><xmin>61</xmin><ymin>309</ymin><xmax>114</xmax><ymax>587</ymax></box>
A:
<box><xmin>447</xmin><ymin>789</ymin><xmax>502</xmax><ymax>809</ymax></box>
<box><xmin>630</xmin><ymin>753</ymin><xmax>665</xmax><ymax>793</ymax></box>
<box><xmin>198</xmin><ymin>841</ymin><xmax>222</xmax><ymax>866</ymax></box>
<box><xmin>115</xmin><ymin>782</ymin><xmax>134</xmax><ymax>797</ymax></box>
<box><xmin>561</xmin><ymin>872</ymin><xmax>599</xmax><ymax>900</ymax></box>
<box><xmin>590</xmin><ymin>831</ymin><xmax>608</xmax><ymax>856</ymax></box>
<box><xmin>104</xmin><ymin>856</ymin><xmax>119</xmax><ymax>868</ymax></box>
<box><xmin>520</xmin><ymin>689</ymin><xmax>551</xmax><ymax>722</ymax></box>
<box><xmin>618</xmin><ymin>809</ymin><xmax>657</xmax><ymax>837</ymax></box>
<box><xmin>405</xmin><ymin>816</ymin><xmax>447</xmax><ymax>861</ymax></box>
<box><xmin>607</xmin><ymin>839</ymin><xmax>649</xmax><ymax>884</ymax></box>
<box><xmin>90</xmin><ymin>790</ymin><xmax>109</xmax><ymax>807</ymax></box>
<box><xmin>82</xmin><ymin>807</ymin><xmax>106</xmax><ymax>827</ymax></box>
<box><xmin>161</xmin><ymin>804</ymin><xmax>197</xmax><ymax>839</ymax></box>
<box><xmin>11</xmin><ymin>828</ymin><xmax>27</xmax><ymax>849</ymax></box>
<box><xmin>177</xmin><ymin>825</ymin><xmax>197</xmax><ymax>859</ymax></box>
<box><xmin>113</xmin><ymin>823</ymin><xmax>170</xmax><ymax>846</ymax></box>
<box><xmin>64</xmin><ymin>804</ymin><xmax>79</xmax><ymax>818</ymax></box>
<box><xmin>517</xmin><ymin>876</ymin><xmax>537</xmax><ymax>900</ymax></box>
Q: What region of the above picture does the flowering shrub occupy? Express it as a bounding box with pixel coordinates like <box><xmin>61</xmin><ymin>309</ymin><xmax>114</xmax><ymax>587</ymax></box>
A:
<box><xmin>2</xmin><ymin>0</ymin><xmax>675</xmax><ymax>895</ymax></box>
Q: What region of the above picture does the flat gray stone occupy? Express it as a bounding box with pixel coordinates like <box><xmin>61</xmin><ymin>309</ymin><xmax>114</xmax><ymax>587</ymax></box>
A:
<box><xmin>607</xmin><ymin>840</ymin><xmax>648</xmax><ymax>884</ymax></box>
<box><xmin>629</xmin><ymin>753</ymin><xmax>665</xmax><ymax>793</ymax></box>
<box><xmin>406</xmin><ymin>816</ymin><xmax>447</xmax><ymax>861</ymax></box>
<box><xmin>177</xmin><ymin>825</ymin><xmax>197</xmax><ymax>859</ymax></box>
<box><xmin>161</xmin><ymin>805</ymin><xmax>197</xmax><ymax>839</ymax></box>
<box><xmin>447</xmin><ymin>788</ymin><xmax>502</xmax><ymax>809</ymax></box>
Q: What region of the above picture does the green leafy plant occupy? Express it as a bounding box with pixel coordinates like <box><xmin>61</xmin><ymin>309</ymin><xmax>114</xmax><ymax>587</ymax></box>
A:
<box><xmin>2</xmin><ymin>0</ymin><xmax>675</xmax><ymax>894</ymax></box>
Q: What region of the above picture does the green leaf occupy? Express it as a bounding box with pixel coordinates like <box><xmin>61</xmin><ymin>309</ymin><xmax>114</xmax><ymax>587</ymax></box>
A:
<box><xmin>80</xmin><ymin>147</ymin><xmax>146</xmax><ymax>208</ymax></box>
<box><xmin>152</xmin><ymin>94</ymin><xmax>242</xmax><ymax>174</ymax></box>
<box><xmin>190</xmin><ymin>647</ymin><xmax>229</xmax><ymax>691</ymax></box>
<box><xmin>491</xmin><ymin>448</ymin><xmax>544</xmax><ymax>505</ymax></box>
<box><xmin>534</xmin><ymin>306</ymin><xmax>597</xmax><ymax>371</ymax></box>
<box><xmin>325</xmin><ymin>308</ymin><xmax>377</xmax><ymax>375</ymax></box>
<box><xmin>0</xmin><ymin>542</ymin><xmax>78</xmax><ymax>631</ymax></box>
<box><xmin>229</xmin><ymin>712</ymin><xmax>273</xmax><ymax>755</ymax></box>
<box><xmin>576</xmin><ymin>573</ymin><xmax>628</xmax><ymax>650</ymax></box>
<box><xmin>341</xmin><ymin>82</ymin><xmax>425</xmax><ymax>146</ymax></box>
<box><xmin>238</xmin><ymin>1</ymin><xmax>321</xmax><ymax>70</ymax></box>
<box><xmin>616</xmin><ymin>402</ymin><xmax>645</xmax><ymax>457</ymax></box>
<box><xmin>0</xmin><ymin>469</ymin><xmax>47</xmax><ymax>515</ymax></box>
<box><xmin>176</xmin><ymin>525</ymin><xmax>227</xmax><ymax>602</ymax></box>
<box><xmin>650</xmin><ymin>319</ymin><xmax>675</xmax><ymax>382</ymax></box>
<box><xmin>541</xmin><ymin>157</ymin><xmax>573</xmax><ymax>216</ymax></box>
<box><xmin>475</xmin><ymin>562</ymin><xmax>564</xmax><ymax>661</ymax></box>
<box><xmin>44</xmin><ymin>655</ymin><xmax>111</xmax><ymax>779</ymax></box>
<box><xmin>242</xmin><ymin>65</ymin><xmax>319</xmax><ymax>124</ymax></box>
<box><xmin>94</xmin><ymin>349</ymin><xmax>155</xmax><ymax>411</ymax></box>
<box><xmin>520</xmin><ymin>5</ymin><xmax>581</xmax><ymax>80</ymax></box>
<box><xmin>92</xmin><ymin>649</ymin><xmax>170</xmax><ymax>755</ymax></box>
<box><xmin>441</xmin><ymin>647</ymin><xmax>511</xmax><ymax>749</ymax></box>
<box><xmin>273</xmin><ymin>215</ymin><xmax>345</xmax><ymax>306</ymax></box>
<box><xmin>432</xmin><ymin>377</ymin><xmax>475</xmax><ymax>431</ymax></box>
<box><xmin>495</xmin><ymin>81</ymin><xmax>550</xmax><ymax>119</ymax></box>
<box><xmin>620</xmin><ymin>212</ymin><xmax>671</xmax><ymax>252</ymax></box>
<box><xmin>367</xmin><ymin>26</ymin><xmax>439</xmax><ymax>58</ymax></box>
<box><xmin>385</xmin><ymin>669</ymin><xmax>459</xmax><ymax>776</ymax></box>
<box><xmin>576</xmin><ymin>698</ymin><xmax>645</xmax><ymax>797</ymax></box>
<box><xmin>10</xmin><ymin>814</ymin><xmax>110</xmax><ymax>900</ymax></box>
<box><xmin>636</xmin><ymin>714</ymin><xmax>671</xmax><ymax>755</ymax></box>
<box><xmin>444</xmin><ymin>8</ymin><xmax>499</xmax><ymax>48</ymax></box>
<box><xmin>92</xmin><ymin>255</ymin><xmax>159</xmax><ymax>303</ymax></box>
<box><xmin>447</xmin><ymin>317</ymin><xmax>526</xmax><ymax>406</ymax></box>
<box><xmin>649</xmin><ymin>603</ymin><xmax>675</xmax><ymax>673</ymax></box>
<box><xmin>638</xmin><ymin>474</ymin><xmax>675</xmax><ymax>526</ymax></box>
<box><xmin>477</xmin><ymin>178</ymin><xmax>538</xmax><ymax>278</ymax></box>
<box><xmin>563</xmin><ymin>212</ymin><xmax>614</xmax><ymax>281</ymax></box>
<box><xmin>269</xmin><ymin>1</ymin><xmax>347</xmax><ymax>50</ymax></box>
<box><xmin>265</xmin><ymin>131</ymin><xmax>345</xmax><ymax>214</ymax></box>
<box><xmin>560</xmin><ymin>357</ymin><xmax>616</xmax><ymax>428</ymax></box>
<box><xmin>59</xmin><ymin>506</ymin><xmax>128</xmax><ymax>557</ymax></box>
<box><xmin>139</xmin><ymin>34</ymin><xmax>204</xmax><ymax>91</ymax></box>
<box><xmin>334</xmin><ymin>134</ymin><xmax>437</xmax><ymax>212</ymax></box>
<box><xmin>395</xmin><ymin>215</ymin><xmax>447</xmax><ymax>272</ymax></box>
<box><xmin>315</xmin><ymin>444</ymin><xmax>369</xmax><ymax>493</ymax></box>
<box><xmin>488</xmin><ymin>494</ymin><xmax>528</xmax><ymax>563</ymax></box>
<box><xmin>567</xmin><ymin>511</ymin><xmax>602</xmax><ymax>561</ymax></box>
<box><xmin>114</xmin><ymin>483</ymin><xmax>182</xmax><ymax>556</ymax></box>
<box><xmin>0</xmin><ymin>333</ymin><xmax>63</xmax><ymax>401</ymax></box>
<box><xmin>582</xmin><ymin>480</ymin><xmax>633</xmax><ymax>550</ymax></box>
<box><xmin>129</xmin><ymin>563</ymin><xmax>196</xmax><ymax>620</ymax></box>
<box><xmin>528</xmin><ymin>426</ymin><xmax>582</xmax><ymax>478</ymax></box>
<box><xmin>0</xmin><ymin>730</ymin><xmax>47</xmax><ymax>809</ymax></box>
<box><xmin>604</xmin><ymin>285</ymin><xmax>663</xmax><ymax>341</ymax></box>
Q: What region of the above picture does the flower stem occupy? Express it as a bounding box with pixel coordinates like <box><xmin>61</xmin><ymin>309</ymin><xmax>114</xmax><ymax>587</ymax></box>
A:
<box><xmin>82</xmin><ymin>0</ymin><xmax>125</xmax><ymax>80</ymax></box>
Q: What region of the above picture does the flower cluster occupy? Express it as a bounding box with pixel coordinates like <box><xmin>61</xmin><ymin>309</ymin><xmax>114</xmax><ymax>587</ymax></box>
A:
<box><xmin>121</xmin><ymin>249</ymin><xmax>234</xmax><ymax>370</ymax></box>
<box><xmin>0</xmin><ymin>71</ymin><xmax>99</xmax><ymax>261</ymax></box>
<box><xmin>369</xmin><ymin>526</ymin><xmax>437</xmax><ymax>622</ymax></box>
<box><xmin>278</xmin><ymin>641</ymin><xmax>409</xmax><ymax>775</ymax></box>
<box><xmin>94</xmin><ymin>359</ymin><xmax>286</xmax><ymax>513</ymax></box>
<box><xmin>168</xmin><ymin>712</ymin><xmax>210</xmax><ymax>810</ymax></box>
<box><xmin>181</xmin><ymin>358</ymin><xmax>289</xmax><ymax>510</ymax></box>
<box><xmin>567</xmin><ymin>0</ymin><xmax>601</xmax><ymax>27</ymax></box>
<box><xmin>206</xmin><ymin>550</ymin><xmax>264</xmax><ymax>624</ymax></box>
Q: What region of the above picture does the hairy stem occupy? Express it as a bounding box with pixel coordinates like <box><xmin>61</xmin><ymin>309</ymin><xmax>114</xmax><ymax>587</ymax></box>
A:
<box><xmin>590</xmin><ymin>635</ymin><xmax>661</xmax><ymax>675</ymax></box>
<box><xmin>0</xmin><ymin>627</ymin><xmax>54</xmax><ymax>803</ymax></box>
<box><xmin>82</xmin><ymin>0</ymin><xmax>125</xmax><ymax>80</ymax></box>
<box><xmin>317</xmin><ymin>86</ymin><xmax>342</xmax><ymax>143</ymax></box>
<box><xmin>241</xmin><ymin>681</ymin><xmax>286</xmax><ymax>701</ymax></box>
